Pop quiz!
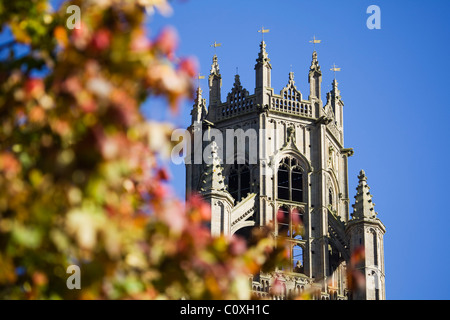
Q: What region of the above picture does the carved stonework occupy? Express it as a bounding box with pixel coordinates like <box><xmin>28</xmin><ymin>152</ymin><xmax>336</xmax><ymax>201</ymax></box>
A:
<box><xmin>186</xmin><ymin>39</ymin><xmax>385</xmax><ymax>300</ymax></box>
<box><xmin>327</xmin><ymin>121</ymin><xmax>341</xmax><ymax>142</ymax></box>
<box><xmin>328</xmin><ymin>145</ymin><xmax>336</xmax><ymax>170</ymax></box>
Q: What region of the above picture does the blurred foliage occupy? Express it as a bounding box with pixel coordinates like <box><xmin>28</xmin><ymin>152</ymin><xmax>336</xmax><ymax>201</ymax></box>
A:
<box><xmin>0</xmin><ymin>0</ymin><xmax>287</xmax><ymax>299</ymax></box>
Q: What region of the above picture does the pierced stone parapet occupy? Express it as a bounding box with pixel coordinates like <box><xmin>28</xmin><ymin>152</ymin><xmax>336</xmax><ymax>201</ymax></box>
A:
<box><xmin>270</xmin><ymin>97</ymin><xmax>313</xmax><ymax>117</ymax></box>
<box><xmin>217</xmin><ymin>96</ymin><xmax>256</xmax><ymax>120</ymax></box>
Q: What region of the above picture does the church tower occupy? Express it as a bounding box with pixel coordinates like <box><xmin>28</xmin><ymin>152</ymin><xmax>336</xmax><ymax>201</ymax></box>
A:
<box><xmin>185</xmin><ymin>37</ymin><xmax>386</xmax><ymax>300</ymax></box>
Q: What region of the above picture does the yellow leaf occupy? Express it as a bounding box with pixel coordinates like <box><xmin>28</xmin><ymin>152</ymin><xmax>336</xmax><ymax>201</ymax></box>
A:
<box><xmin>10</xmin><ymin>21</ymin><xmax>31</xmax><ymax>44</ymax></box>
<box><xmin>54</xmin><ymin>26</ymin><xmax>68</xmax><ymax>48</ymax></box>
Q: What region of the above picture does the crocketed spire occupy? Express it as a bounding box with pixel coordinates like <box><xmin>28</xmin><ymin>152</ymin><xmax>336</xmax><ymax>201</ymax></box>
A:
<box><xmin>331</xmin><ymin>79</ymin><xmax>341</xmax><ymax>100</ymax></box>
<box><xmin>209</xmin><ymin>54</ymin><xmax>222</xmax><ymax>106</ymax></box>
<box><xmin>190</xmin><ymin>87</ymin><xmax>207</xmax><ymax>124</ymax></box>
<box><xmin>255</xmin><ymin>40</ymin><xmax>272</xmax><ymax>91</ymax></box>
<box><xmin>199</xmin><ymin>141</ymin><xmax>226</xmax><ymax>192</ymax></box>
<box><xmin>351</xmin><ymin>170</ymin><xmax>377</xmax><ymax>220</ymax></box>
<box><xmin>308</xmin><ymin>50</ymin><xmax>322</xmax><ymax>101</ymax></box>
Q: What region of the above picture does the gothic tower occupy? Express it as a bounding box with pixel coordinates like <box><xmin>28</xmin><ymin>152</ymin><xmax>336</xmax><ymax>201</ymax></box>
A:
<box><xmin>185</xmin><ymin>39</ymin><xmax>386</xmax><ymax>300</ymax></box>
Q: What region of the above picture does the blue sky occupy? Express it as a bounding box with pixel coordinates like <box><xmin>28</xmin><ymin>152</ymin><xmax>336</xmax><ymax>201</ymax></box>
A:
<box><xmin>3</xmin><ymin>0</ymin><xmax>447</xmax><ymax>300</ymax></box>
<box><xmin>144</xmin><ymin>0</ymin><xmax>450</xmax><ymax>299</ymax></box>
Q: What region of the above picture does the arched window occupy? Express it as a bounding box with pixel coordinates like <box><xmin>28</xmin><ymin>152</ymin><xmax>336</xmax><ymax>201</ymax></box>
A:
<box><xmin>277</xmin><ymin>158</ymin><xmax>304</xmax><ymax>202</ymax></box>
<box><xmin>291</xmin><ymin>207</ymin><xmax>304</xmax><ymax>240</ymax></box>
<box><xmin>277</xmin><ymin>206</ymin><xmax>305</xmax><ymax>275</ymax></box>
<box><xmin>372</xmin><ymin>230</ymin><xmax>378</xmax><ymax>267</ymax></box>
<box><xmin>240</xmin><ymin>166</ymin><xmax>250</xmax><ymax>199</ymax></box>
<box><xmin>277</xmin><ymin>206</ymin><xmax>304</xmax><ymax>239</ymax></box>
<box><xmin>329</xmin><ymin>188</ymin><xmax>333</xmax><ymax>207</ymax></box>
<box><xmin>277</xmin><ymin>205</ymin><xmax>290</xmax><ymax>236</ymax></box>
<box><xmin>292</xmin><ymin>167</ymin><xmax>303</xmax><ymax>202</ymax></box>
<box><xmin>227</xmin><ymin>164</ymin><xmax>251</xmax><ymax>203</ymax></box>
<box><xmin>293</xmin><ymin>244</ymin><xmax>304</xmax><ymax>274</ymax></box>
<box><xmin>229</xmin><ymin>168</ymin><xmax>239</xmax><ymax>200</ymax></box>
<box><xmin>277</xmin><ymin>161</ymin><xmax>289</xmax><ymax>201</ymax></box>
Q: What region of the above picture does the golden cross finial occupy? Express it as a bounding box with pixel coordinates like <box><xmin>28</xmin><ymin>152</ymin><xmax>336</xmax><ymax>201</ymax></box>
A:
<box><xmin>309</xmin><ymin>35</ymin><xmax>321</xmax><ymax>50</ymax></box>
<box><xmin>330</xmin><ymin>63</ymin><xmax>341</xmax><ymax>79</ymax></box>
<box><xmin>258</xmin><ymin>26</ymin><xmax>270</xmax><ymax>41</ymax></box>
<box><xmin>210</xmin><ymin>40</ymin><xmax>222</xmax><ymax>54</ymax></box>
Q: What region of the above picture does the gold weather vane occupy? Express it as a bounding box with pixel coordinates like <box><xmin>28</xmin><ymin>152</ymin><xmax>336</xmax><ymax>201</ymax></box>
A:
<box><xmin>258</xmin><ymin>26</ymin><xmax>270</xmax><ymax>41</ymax></box>
<box><xmin>330</xmin><ymin>63</ymin><xmax>341</xmax><ymax>79</ymax></box>
<box><xmin>309</xmin><ymin>35</ymin><xmax>321</xmax><ymax>50</ymax></box>
<box><xmin>196</xmin><ymin>73</ymin><xmax>205</xmax><ymax>88</ymax></box>
<box><xmin>210</xmin><ymin>40</ymin><xmax>222</xmax><ymax>54</ymax></box>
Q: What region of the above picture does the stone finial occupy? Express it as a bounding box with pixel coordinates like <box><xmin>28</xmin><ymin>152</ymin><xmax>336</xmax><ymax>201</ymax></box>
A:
<box><xmin>289</xmin><ymin>71</ymin><xmax>294</xmax><ymax>82</ymax></box>
<box><xmin>331</xmin><ymin>79</ymin><xmax>340</xmax><ymax>96</ymax></box>
<box><xmin>310</xmin><ymin>50</ymin><xmax>321</xmax><ymax>73</ymax></box>
<box><xmin>233</xmin><ymin>74</ymin><xmax>241</xmax><ymax>87</ymax></box>
<box><xmin>255</xmin><ymin>41</ymin><xmax>270</xmax><ymax>66</ymax></box>
<box><xmin>358</xmin><ymin>169</ymin><xmax>367</xmax><ymax>181</ymax></box>
<box><xmin>283</xmin><ymin>69</ymin><xmax>296</xmax><ymax>88</ymax></box>
<box><xmin>195</xmin><ymin>86</ymin><xmax>203</xmax><ymax>103</ymax></box>
<box><xmin>210</xmin><ymin>54</ymin><xmax>220</xmax><ymax>75</ymax></box>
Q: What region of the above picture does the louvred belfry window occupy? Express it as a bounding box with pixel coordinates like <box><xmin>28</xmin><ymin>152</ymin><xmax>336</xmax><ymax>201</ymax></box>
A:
<box><xmin>277</xmin><ymin>158</ymin><xmax>304</xmax><ymax>202</ymax></box>
<box><xmin>227</xmin><ymin>164</ymin><xmax>251</xmax><ymax>203</ymax></box>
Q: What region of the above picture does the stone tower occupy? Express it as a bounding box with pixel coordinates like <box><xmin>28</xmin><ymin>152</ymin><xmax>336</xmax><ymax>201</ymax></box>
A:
<box><xmin>185</xmin><ymin>40</ymin><xmax>386</xmax><ymax>300</ymax></box>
